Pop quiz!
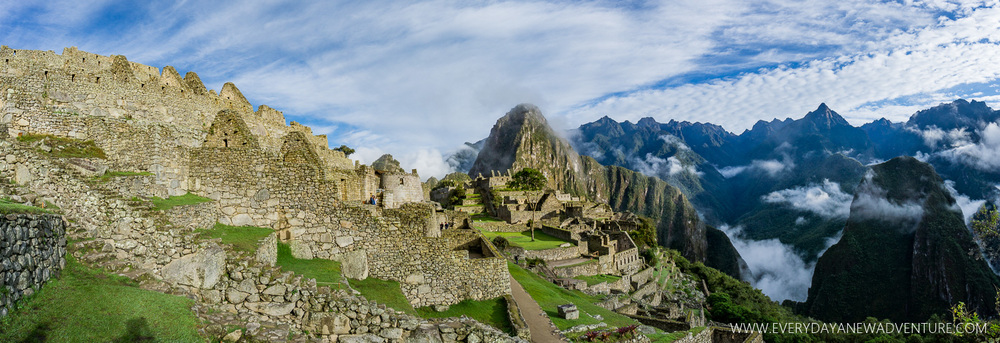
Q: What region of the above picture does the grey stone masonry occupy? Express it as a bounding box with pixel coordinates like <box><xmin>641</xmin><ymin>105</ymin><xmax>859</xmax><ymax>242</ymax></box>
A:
<box><xmin>0</xmin><ymin>213</ymin><xmax>66</xmax><ymax>317</ymax></box>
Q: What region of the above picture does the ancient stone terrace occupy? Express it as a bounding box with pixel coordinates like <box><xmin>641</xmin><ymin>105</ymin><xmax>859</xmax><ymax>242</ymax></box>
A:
<box><xmin>0</xmin><ymin>46</ymin><xmax>509</xmax><ymax>307</ymax></box>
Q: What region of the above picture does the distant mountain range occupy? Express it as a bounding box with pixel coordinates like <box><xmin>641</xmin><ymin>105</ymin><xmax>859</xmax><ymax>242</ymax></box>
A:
<box><xmin>453</xmin><ymin>99</ymin><xmax>1000</xmax><ymax>321</ymax></box>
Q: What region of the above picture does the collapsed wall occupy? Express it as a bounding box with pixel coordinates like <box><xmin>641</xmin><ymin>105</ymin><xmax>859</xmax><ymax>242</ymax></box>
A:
<box><xmin>0</xmin><ymin>213</ymin><xmax>66</xmax><ymax>317</ymax></box>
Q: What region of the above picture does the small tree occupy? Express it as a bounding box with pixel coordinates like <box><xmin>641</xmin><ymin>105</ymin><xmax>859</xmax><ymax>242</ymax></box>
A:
<box><xmin>973</xmin><ymin>204</ymin><xmax>1000</xmax><ymax>238</ymax></box>
<box><xmin>334</xmin><ymin>145</ymin><xmax>355</xmax><ymax>157</ymax></box>
<box><xmin>508</xmin><ymin>168</ymin><xmax>546</xmax><ymax>191</ymax></box>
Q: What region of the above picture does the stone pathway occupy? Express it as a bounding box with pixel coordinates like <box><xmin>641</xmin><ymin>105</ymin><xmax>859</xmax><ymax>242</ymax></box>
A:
<box><xmin>509</xmin><ymin>276</ymin><xmax>567</xmax><ymax>343</ymax></box>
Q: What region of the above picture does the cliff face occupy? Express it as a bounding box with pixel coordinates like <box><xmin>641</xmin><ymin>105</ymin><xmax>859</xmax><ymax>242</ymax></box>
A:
<box><xmin>471</xmin><ymin>104</ymin><xmax>748</xmax><ymax>277</ymax></box>
<box><xmin>806</xmin><ymin>156</ymin><xmax>1000</xmax><ymax>322</ymax></box>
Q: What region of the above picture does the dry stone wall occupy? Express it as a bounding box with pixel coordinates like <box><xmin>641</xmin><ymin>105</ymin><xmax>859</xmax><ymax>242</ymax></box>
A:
<box><xmin>0</xmin><ymin>213</ymin><xmax>66</xmax><ymax>318</ymax></box>
<box><xmin>291</xmin><ymin>203</ymin><xmax>511</xmax><ymax>307</ymax></box>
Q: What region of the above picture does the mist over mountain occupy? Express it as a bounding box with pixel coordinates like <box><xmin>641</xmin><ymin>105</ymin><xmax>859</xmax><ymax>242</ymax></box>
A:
<box><xmin>806</xmin><ymin>157</ymin><xmax>1000</xmax><ymax>322</ymax></box>
<box><xmin>565</xmin><ymin>99</ymin><xmax>1000</xmax><ymax>304</ymax></box>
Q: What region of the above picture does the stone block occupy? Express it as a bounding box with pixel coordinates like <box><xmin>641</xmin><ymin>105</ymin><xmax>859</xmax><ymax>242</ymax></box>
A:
<box><xmin>255</xmin><ymin>233</ymin><xmax>277</xmax><ymax>267</ymax></box>
<box><xmin>289</xmin><ymin>240</ymin><xmax>314</xmax><ymax>259</ymax></box>
<box><xmin>160</xmin><ymin>244</ymin><xmax>226</xmax><ymax>289</ymax></box>
<box><xmin>339</xmin><ymin>249</ymin><xmax>368</xmax><ymax>280</ymax></box>
<box><xmin>245</xmin><ymin>301</ymin><xmax>295</xmax><ymax>316</ymax></box>
<box><xmin>231</xmin><ymin>214</ymin><xmax>253</xmax><ymax>226</ymax></box>
<box><xmin>335</xmin><ymin>235</ymin><xmax>354</xmax><ymax>247</ymax></box>
<box><xmin>262</xmin><ymin>284</ymin><xmax>286</xmax><ymax>296</ymax></box>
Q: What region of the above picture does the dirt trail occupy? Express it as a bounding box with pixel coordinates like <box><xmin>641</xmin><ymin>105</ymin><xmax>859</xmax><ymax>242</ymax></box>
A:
<box><xmin>509</xmin><ymin>275</ymin><xmax>568</xmax><ymax>343</ymax></box>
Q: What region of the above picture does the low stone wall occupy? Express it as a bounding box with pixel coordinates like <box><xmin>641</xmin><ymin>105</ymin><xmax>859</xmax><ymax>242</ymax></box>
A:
<box><xmin>553</xmin><ymin>260</ymin><xmax>600</xmax><ymax>278</ymax></box>
<box><xmin>628</xmin><ymin>314</ymin><xmax>690</xmax><ymax>332</ymax></box>
<box><xmin>540</xmin><ymin>226</ymin><xmax>580</xmax><ymax>244</ymax></box>
<box><xmin>102</xmin><ymin>173</ymin><xmax>169</xmax><ymax>199</ymax></box>
<box><xmin>0</xmin><ymin>213</ymin><xmax>67</xmax><ymax>317</ymax></box>
<box><xmin>631</xmin><ymin>266</ymin><xmax>655</xmax><ymax>287</ymax></box>
<box><xmin>503</xmin><ymin>294</ymin><xmax>531</xmax><ymax>340</ymax></box>
<box><xmin>288</xmin><ymin>203</ymin><xmax>511</xmax><ymax>307</ymax></box>
<box><xmin>674</xmin><ymin>327</ymin><xmax>712</xmax><ymax>343</ymax></box>
<box><xmin>712</xmin><ymin>326</ymin><xmax>763</xmax><ymax>343</ymax></box>
<box><xmin>476</xmin><ymin>221</ymin><xmax>528</xmax><ymax>232</ymax></box>
<box><xmin>523</xmin><ymin>245</ymin><xmax>585</xmax><ymax>261</ymax></box>
<box><xmin>165</xmin><ymin>201</ymin><xmax>218</xmax><ymax>230</ymax></box>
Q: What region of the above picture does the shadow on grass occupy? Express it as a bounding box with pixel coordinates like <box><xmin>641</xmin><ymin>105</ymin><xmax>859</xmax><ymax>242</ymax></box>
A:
<box><xmin>114</xmin><ymin>317</ymin><xmax>155</xmax><ymax>343</ymax></box>
<box><xmin>19</xmin><ymin>322</ymin><xmax>50</xmax><ymax>343</ymax></box>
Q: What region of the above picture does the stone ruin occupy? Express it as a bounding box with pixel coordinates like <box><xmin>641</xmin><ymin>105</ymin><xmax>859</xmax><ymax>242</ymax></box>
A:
<box><xmin>0</xmin><ymin>46</ymin><xmax>521</xmax><ymax>342</ymax></box>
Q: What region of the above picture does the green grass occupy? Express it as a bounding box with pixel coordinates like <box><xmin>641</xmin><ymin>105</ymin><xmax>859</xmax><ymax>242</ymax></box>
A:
<box><xmin>0</xmin><ymin>197</ymin><xmax>55</xmax><ymax>214</ymax></box>
<box><xmin>150</xmin><ymin>192</ymin><xmax>213</xmax><ymax>211</ymax></box>
<box><xmin>479</xmin><ymin>230</ymin><xmax>571</xmax><ymax>250</ymax></box>
<box><xmin>416</xmin><ymin>297</ymin><xmax>512</xmax><ymax>334</ymax></box>
<box><xmin>349</xmin><ymin>278</ymin><xmax>415</xmax><ymax>314</ymax></box>
<box><xmin>573</xmin><ymin>274</ymin><xmax>621</xmax><ymax>286</ymax></box>
<box><xmin>471</xmin><ymin>213</ymin><xmax>503</xmax><ymax>222</ymax></box>
<box><xmin>96</xmin><ymin>171</ymin><xmax>153</xmax><ymax>182</ymax></box>
<box><xmin>16</xmin><ymin>133</ymin><xmax>107</xmax><ymax>159</ymax></box>
<box><xmin>194</xmin><ymin>223</ymin><xmax>273</xmax><ymax>252</ymax></box>
<box><xmin>0</xmin><ymin>255</ymin><xmax>202</xmax><ymax>342</ymax></box>
<box><xmin>508</xmin><ymin>261</ymin><xmax>636</xmax><ymax>330</ymax></box>
<box><xmin>275</xmin><ymin>242</ymin><xmax>343</xmax><ymax>287</ymax></box>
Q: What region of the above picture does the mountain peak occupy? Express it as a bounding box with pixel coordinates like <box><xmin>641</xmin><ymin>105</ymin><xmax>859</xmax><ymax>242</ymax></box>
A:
<box><xmin>803</xmin><ymin>103</ymin><xmax>850</xmax><ymax>128</ymax></box>
<box><xmin>907</xmin><ymin>98</ymin><xmax>999</xmax><ymax>130</ymax></box>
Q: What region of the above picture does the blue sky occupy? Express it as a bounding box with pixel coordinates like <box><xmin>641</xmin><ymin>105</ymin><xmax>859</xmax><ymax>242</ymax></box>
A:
<box><xmin>3</xmin><ymin>0</ymin><xmax>1000</xmax><ymax>178</ymax></box>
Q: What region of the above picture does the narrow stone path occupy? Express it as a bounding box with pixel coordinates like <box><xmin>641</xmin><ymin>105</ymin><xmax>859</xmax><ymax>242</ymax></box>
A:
<box><xmin>509</xmin><ymin>275</ymin><xmax>567</xmax><ymax>343</ymax></box>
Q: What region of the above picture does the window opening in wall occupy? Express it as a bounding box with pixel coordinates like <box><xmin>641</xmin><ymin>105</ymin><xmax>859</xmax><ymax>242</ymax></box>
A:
<box><xmin>71</xmin><ymin>74</ymin><xmax>75</xmax><ymax>82</ymax></box>
<box><xmin>43</xmin><ymin>71</ymin><xmax>48</xmax><ymax>78</ymax></box>
<box><xmin>97</xmin><ymin>61</ymin><xmax>101</xmax><ymax>67</ymax></box>
<box><xmin>223</xmin><ymin>138</ymin><xmax>229</xmax><ymax>147</ymax></box>
<box><xmin>140</xmin><ymin>83</ymin><xmax>144</xmax><ymax>88</ymax></box>
<box><xmin>400</xmin><ymin>178</ymin><xmax>405</xmax><ymax>185</ymax></box>
<box><xmin>95</xmin><ymin>76</ymin><xmax>100</xmax><ymax>84</ymax></box>
<box><xmin>82</xmin><ymin>57</ymin><xmax>85</xmax><ymax>63</ymax></box>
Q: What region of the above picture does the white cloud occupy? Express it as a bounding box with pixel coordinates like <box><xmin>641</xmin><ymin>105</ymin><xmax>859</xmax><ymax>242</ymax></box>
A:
<box><xmin>763</xmin><ymin>179</ymin><xmax>853</xmax><ymax>219</ymax></box>
<box><xmin>631</xmin><ymin>153</ymin><xmax>701</xmax><ymax>178</ymax></box>
<box><xmin>569</xmin><ymin>5</ymin><xmax>1000</xmax><ymax>132</ymax></box>
<box><xmin>718</xmin><ymin>165</ymin><xmax>748</xmax><ymax>178</ymax></box>
<box><xmin>945</xmin><ymin>180</ymin><xmax>987</xmax><ymax>225</ymax></box>
<box><xmin>3</xmin><ymin>1</ymin><xmax>1000</xmax><ymax>172</ymax></box>
<box><xmin>795</xmin><ymin>216</ymin><xmax>808</xmax><ymax>226</ymax></box>
<box><xmin>908</xmin><ymin>125</ymin><xmax>973</xmax><ymax>148</ymax></box>
<box><xmin>936</xmin><ymin>122</ymin><xmax>1000</xmax><ymax>171</ymax></box>
<box><xmin>850</xmin><ymin>171</ymin><xmax>925</xmax><ymax>228</ymax></box>
<box><xmin>719</xmin><ymin>224</ymin><xmax>841</xmax><ymax>302</ymax></box>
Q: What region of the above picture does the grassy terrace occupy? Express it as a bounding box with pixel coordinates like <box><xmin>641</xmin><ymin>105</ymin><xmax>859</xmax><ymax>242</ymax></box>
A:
<box><xmin>95</xmin><ymin>171</ymin><xmax>153</xmax><ymax>182</ymax></box>
<box><xmin>508</xmin><ymin>261</ymin><xmax>636</xmax><ymax>330</ymax></box>
<box><xmin>573</xmin><ymin>274</ymin><xmax>621</xmax><ymax>286</ymax></box>
<box><xmin>0</xmin><ymin>255</ymin><xmax>202</xmax><ymax>342</ymax></box>
<box><xmin>16</xmin><ymin>134</ymin><xmax>107</xmax><ymax>159</ymax></box>
<box><xmin>348</xmin><ymin>276</ymin><xmax>512</xmax><ymax>333</ymax></box>
<box><xmin>195</xmin><ymin>223</ymin><xmax>274</xmax><ymax>252</ymax></box>
<box><xmin>150</xmin><ymin>193</ymin><xmax>213</xmax><ymax>211</ymax></box>
<box><xmin>478</xmin><ymin>230</ymin><xmax>572</xmax><ymax>251</ymax></box>
<box><xmin>471</xmin><ymin>213</ymin><xmax>502</xmax><ymax>222</ymax></box>
<box><xmin>0</xmin><ymin>197</ymin><xmax>57</xmax><ymax>214</ymax></box>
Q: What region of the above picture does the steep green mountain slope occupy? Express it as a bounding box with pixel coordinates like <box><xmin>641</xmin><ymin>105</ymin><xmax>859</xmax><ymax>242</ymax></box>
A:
<box><xmin>806</xmin><ymin>156</ymin><xmax>1000</xmax><ymax>322</ymax></box>
<box><xmin>470</xmin><ymin>104</ymin><xmax>748</xmax><ymax>277</ymax></box>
